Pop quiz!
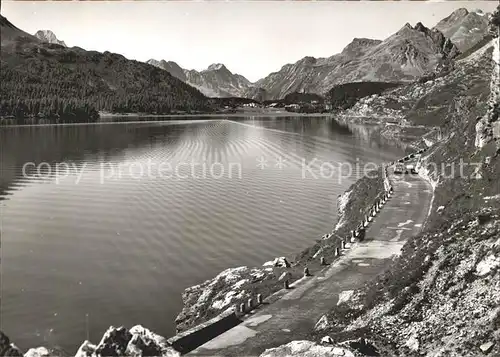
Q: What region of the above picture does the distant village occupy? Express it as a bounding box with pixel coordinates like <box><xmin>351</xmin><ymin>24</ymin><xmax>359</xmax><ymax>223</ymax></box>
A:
<box><xmin>238</xmin><ymin>100</ymin><xmax>329</xmax><ymax>113</ymax></box>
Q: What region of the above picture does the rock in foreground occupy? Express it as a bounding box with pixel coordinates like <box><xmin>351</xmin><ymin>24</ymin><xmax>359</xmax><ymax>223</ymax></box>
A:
<box><xmin>175</xmin><ymin>266</ymin><xmax>275</xmax><ymax>332</ymax></box>
<box><xmin>75</xmin><ymin>325</ymin><xmax>179</xmax><ymax>357</ymax></box>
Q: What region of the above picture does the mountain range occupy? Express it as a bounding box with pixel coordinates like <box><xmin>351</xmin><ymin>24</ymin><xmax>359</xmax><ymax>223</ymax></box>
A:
<box><xmin>0</xmin><ymin>6</ymin><xmax>494</xmax><ymax>122</ymax></box>
<box><xmin>147</xmin><ymin>8</ymin><xmax>491</xmax><ymax>100</ymax></box>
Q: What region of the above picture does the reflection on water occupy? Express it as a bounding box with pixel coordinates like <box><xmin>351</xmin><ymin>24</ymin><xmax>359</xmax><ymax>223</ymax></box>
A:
<box><xmin>0</xmin><ymin>117</ymin><xmax>402</xmax><ymax>352</ymax></box>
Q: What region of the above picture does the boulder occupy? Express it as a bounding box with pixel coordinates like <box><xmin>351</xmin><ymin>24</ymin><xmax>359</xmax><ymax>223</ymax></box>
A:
<box><xmin>480</xmin><ymin>341</ymin><xmax>495</xmax><ymax>354</ymax></box>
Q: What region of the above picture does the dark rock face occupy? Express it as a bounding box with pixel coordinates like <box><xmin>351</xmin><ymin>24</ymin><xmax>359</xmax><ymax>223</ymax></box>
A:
<box><xmin>0</xmin><ymin>331</ymin><xmax>23</xmax><ymax>357</ymax></box>
<box><xmin>34</xmin><ymin>30</ymin><xmax>66</xmax><ymax>47</ymax></box>
<box><xmin>175</xmin><ymin>266</ymin><xmax>275</xmax><ymax>332</ymax></box>
<box><xmin>95</xmin><ymin>327</ymin><xmax>132</xmax><ymax>356</ymax></box>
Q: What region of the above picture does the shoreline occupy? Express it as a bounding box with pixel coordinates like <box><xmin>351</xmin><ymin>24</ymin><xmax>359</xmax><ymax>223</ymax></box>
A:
<box><xmin>1</xmin><ymin>118</ymin><xmax>431</xmax><ymax>357</ymax></box>
<box><xmin>0</xmin><ymin>111</ymin><xmax>336</xmax><ymax>128</ymax></box>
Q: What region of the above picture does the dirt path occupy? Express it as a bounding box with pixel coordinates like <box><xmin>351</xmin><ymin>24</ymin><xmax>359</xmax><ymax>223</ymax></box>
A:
<box><xmin>189</xmin><ymin>170</ymin><xmax>433</xmax><ymax>356</ymax></box>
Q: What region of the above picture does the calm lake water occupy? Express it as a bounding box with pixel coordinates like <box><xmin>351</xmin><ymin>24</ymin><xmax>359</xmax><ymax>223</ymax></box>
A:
<box><xmin>0</xmin><ymin>117</ymin><xmax>403</xmax><ymax>352</ymax></box>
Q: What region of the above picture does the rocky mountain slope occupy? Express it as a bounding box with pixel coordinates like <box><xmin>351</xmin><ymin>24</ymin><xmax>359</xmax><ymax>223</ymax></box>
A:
<box><xmin>249</xmin><ymin>23</ymin><xmax>460</xmax><ymax>101</ymax></box>
<box><xmin>34</xmin><ymin>30</ymin><xmax>66</xmax><ymax>47</ymax></box>
<box><xmin>147</xmin><ymin>60</ymin><xmax>252</xmax><ymax>98</ymax></box>
<box><xmin>434</xmin><ymin>8</ymin><xmax>491</xmax><ymax>52</ymax></box>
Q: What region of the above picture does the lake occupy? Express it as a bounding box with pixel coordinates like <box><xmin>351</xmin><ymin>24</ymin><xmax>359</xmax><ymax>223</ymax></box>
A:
<box><xmin>0</xmin><ymin>116</ymin><xmax>403</xmax><ymax>352</ymax></box>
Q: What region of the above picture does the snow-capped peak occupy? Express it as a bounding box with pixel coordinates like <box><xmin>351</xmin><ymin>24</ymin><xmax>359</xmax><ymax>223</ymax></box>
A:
<box><xmin>206</xmin><ymin>63</ymin><xmax>227</xmax><ymax>71</ymax></box>
<box><xmin>34</xmin><ymin>30</ymin><xmax>66</xmax><ymax>47</ymax></box>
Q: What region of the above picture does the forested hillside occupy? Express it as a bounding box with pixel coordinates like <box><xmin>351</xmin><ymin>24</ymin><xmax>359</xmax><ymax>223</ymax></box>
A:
<box><xmin>0</xmin><ymin>16</ymin><xmax>211</xmax><ymax>124</ymax></box>
<box><xmin>326</xmin><ymin>82</ymin><xmax>402</xmax><ymax>111</ymax></box>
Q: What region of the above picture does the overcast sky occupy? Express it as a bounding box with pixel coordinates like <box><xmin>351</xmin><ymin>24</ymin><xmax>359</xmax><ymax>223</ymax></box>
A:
<box><xmin>2</xmin><ymin>1</ymin><xmax>497</xmax><ymax>81</ymax></box>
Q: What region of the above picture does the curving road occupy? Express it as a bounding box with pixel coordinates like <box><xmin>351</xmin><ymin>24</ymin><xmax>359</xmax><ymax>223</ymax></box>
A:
<box><xmin>188</xmin><ymin>169</ymin><xmax>433</xmax><ymax>356</ymax></box>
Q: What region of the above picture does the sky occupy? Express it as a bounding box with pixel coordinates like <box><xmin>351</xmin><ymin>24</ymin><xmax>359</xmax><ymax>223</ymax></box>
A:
<box><xmin>2</xmin><ymin>1</ymin><xmax>498</xmax><ymax>82</ymax></box>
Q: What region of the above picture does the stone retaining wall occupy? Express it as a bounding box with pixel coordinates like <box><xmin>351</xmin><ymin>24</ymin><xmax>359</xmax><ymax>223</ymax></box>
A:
<box><xmin>167</xmin><ymin>308</ymin><xmax>240</xmax><ymax>354</ymax></box>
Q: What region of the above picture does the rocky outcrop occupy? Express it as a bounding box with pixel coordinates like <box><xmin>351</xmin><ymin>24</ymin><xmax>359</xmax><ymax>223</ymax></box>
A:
<box><xmin>146</xmin><ymin>60</ymin><xmax>186</xmax><ymax>81</ymax></box>
<box><xmin>146</xmin><ymin>60</ymin><xmax>253</xmax><ymax>98</ymax></box>
<box><xmin>175</xmin><ymin>266</ymin><xmax>275</xmax><ymax>332</ymax></box>
<box><xmin>75</xmin><ymin>325</ymin><xmax>179</xmax><ymax>357</ymax></box>
<box><xmin>34</xmin><ymin>30</ymin><xmax>66</xmax><ymax>47</ymax></box>
<box><xmin>0</xmin><ymin>15</ymin><xmax>39</xmax><ymax>45</ymax></box>
<box><xmin>0</xmin><ymin>331</ymin><xmax>23</xmax><ymax>357</ymax></box>
<box><xmin>1</xmin><ymin>326</ymin><xmax>178</xmax><ymax>357</ymax></box>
